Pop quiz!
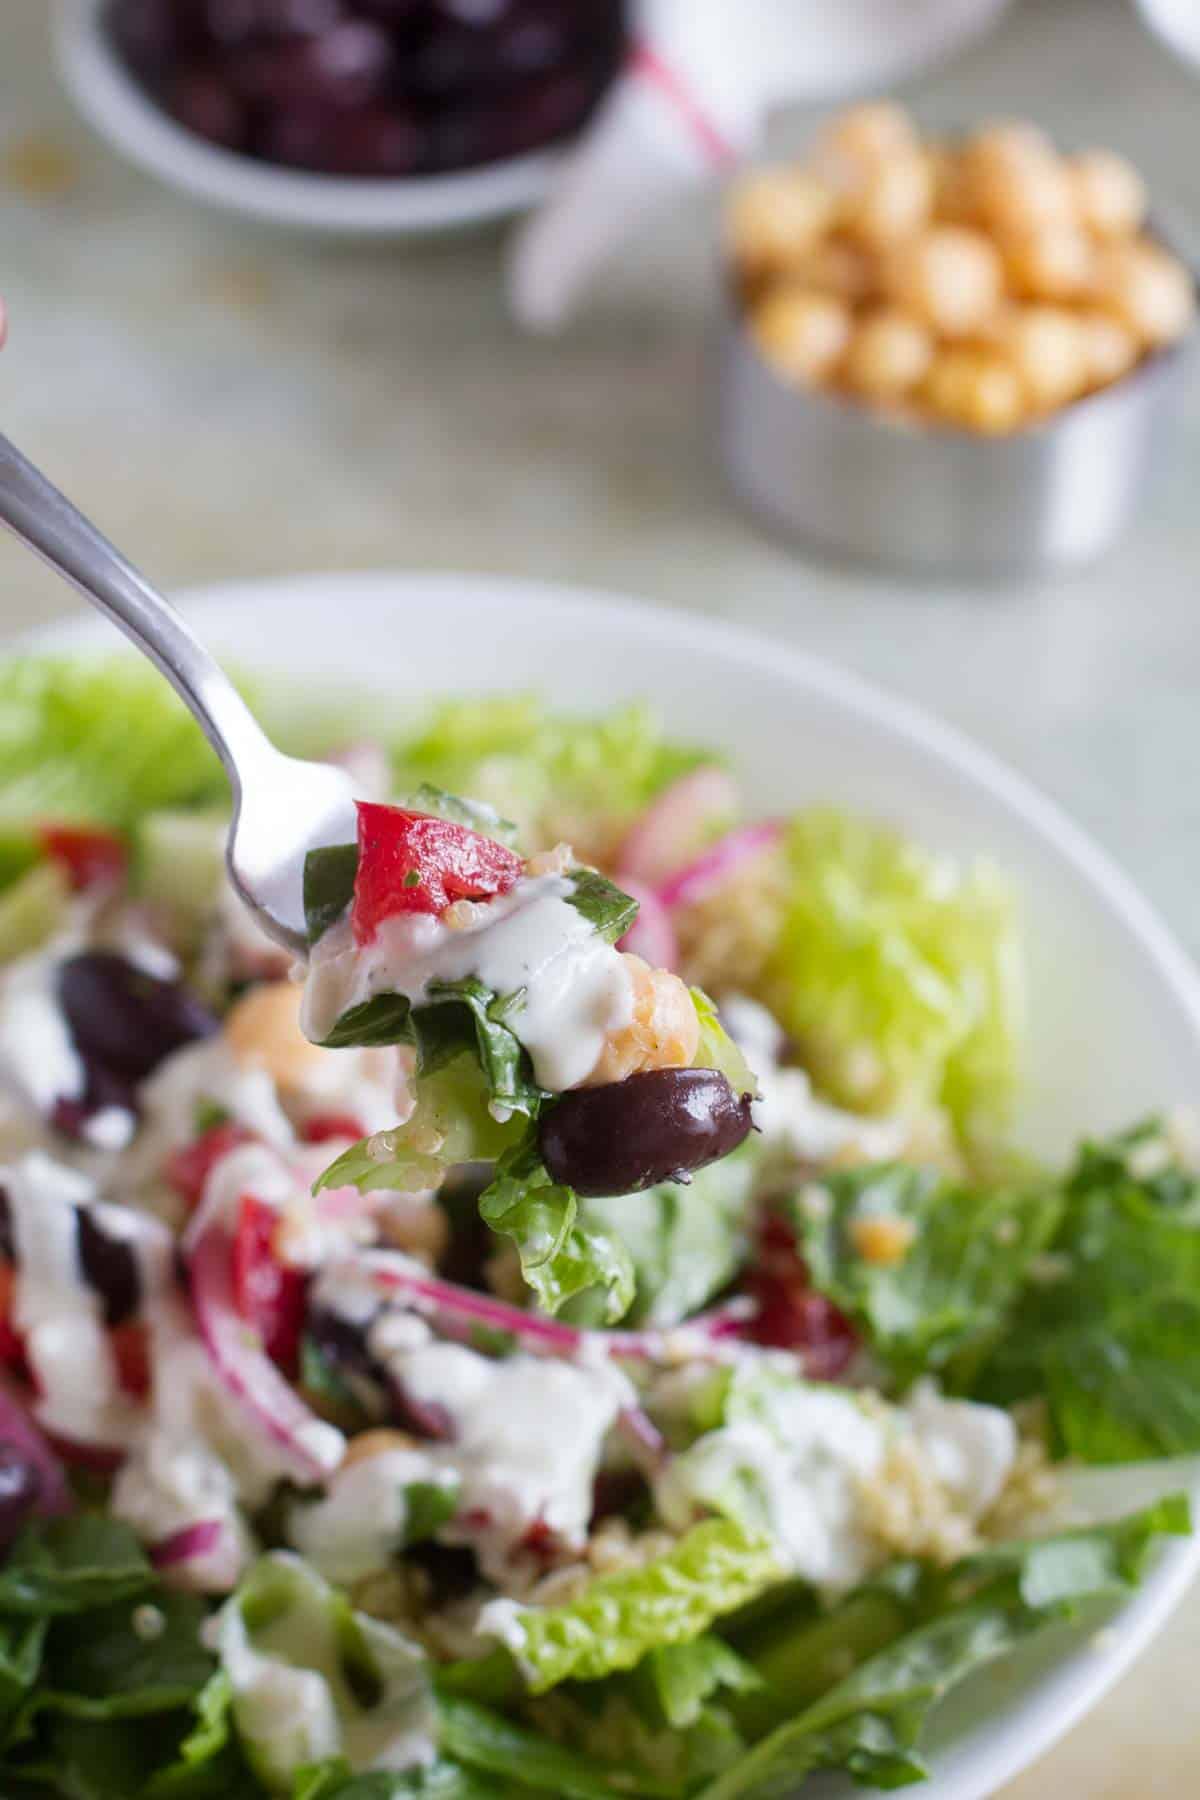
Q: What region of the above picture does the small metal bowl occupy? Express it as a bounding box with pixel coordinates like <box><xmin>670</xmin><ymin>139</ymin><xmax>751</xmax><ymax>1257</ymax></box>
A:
<box><xmin>719</xmin><ymin>276</ymin><xmax>1196</xmax><ymax>580</ymax></box>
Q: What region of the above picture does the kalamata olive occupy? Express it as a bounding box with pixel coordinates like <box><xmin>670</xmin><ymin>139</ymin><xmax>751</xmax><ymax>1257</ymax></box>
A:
<box><xmin>204</xmin><ymin>0</ymin><xmax>342</xmax><ymax>46</ymax></box>
<box><xmin>0</xmin><ymin>1444</ymin><xmax>40</xmax><ymax>1554</ymax></box>
<box><xmin>324</xmin><ymin>105</ymin><xmax>424</xmax><ymax>175</ymax></box>
<box><xmin>0</xmin><ymin>1188</ymin><xmax>13</xmax><ymax>1264</ymax></box>
<box><xmin>109</xmin><ymin>0</ymin><xmax>205</xmax><ymax>77</ymax></box>
<box><xmin>166</xmin><ymin>65</ymin><xmax>249</xmax><ymax>149</ymax></box>
<box><xmin>50</xmin><ymin>1059</ymin><xmax>140</xmax><ymax>1148</ymax></box>
<box><xmin>77</xmin><ymin>1208</ymin><xmax>141</xmax><ymax>1329</ymax></box>
<box><xmin>233</xmin><ymin>20</ymin><xmax>393</xmax><ymax>106</ymax></box>
<box><xmin>57</xmin><ymin>953</ymin><xmax>218</xmax><ymax>1085</ymax></box>
<box><xmin>539</xmin><ymin>1068</ymin><xmax>754</xmax><ymax>1198</ymax></box>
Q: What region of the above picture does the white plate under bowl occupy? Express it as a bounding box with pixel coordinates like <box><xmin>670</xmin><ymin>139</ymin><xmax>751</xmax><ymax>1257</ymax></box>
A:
<box><xmin>19</xmin><ymin>571</ymin><xmax>1200</xmax><ymax>1798</ymax></box>
<box><xmin>53</xmin><ymin>0</ymin><xmax>560</xmax><ymax>235</ymax></box>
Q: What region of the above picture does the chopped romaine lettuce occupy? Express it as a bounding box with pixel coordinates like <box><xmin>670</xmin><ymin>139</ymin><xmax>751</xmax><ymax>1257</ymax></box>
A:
<box><xmin>392</xmin><ymin>697</ymin><xmax>706</xmax><ymax>858</ymax></box>
<box><xmin>576</xmin><ymin>1141</ymin><xmax>757</xmax><ymax>1328</ymax></box>
<box><xmin>462</xmin><ymin>1520</ymin><xmax>780</xmax><ymax>1695</ymax></box>
<box><xmin>213</xmin><ymin>1555</ymin><xmax>433</xmax><ymax>1796</ymax></box>
<box><xmin>0</xmin><ymin>657</ymin><xmax>233</xmax><ymax>864</ymax></box>
<box><xmin>763</xmin><ymin>811</ymin><xmax>1023</xmax><ymax>1137</ymax></box>
<box><xmin>690</xmin><ymin>990</ymin><xmax>759</xmax><ymax>1103</ymax></box>
<box><xmin>314</xmin><ymin>1056</ymin><xmax>527</xmax><ymax>1196</ymax></box>
<box><xmin>705</xmin><ymin>1495</ymin><xmax>1189</xmax><ymax>1796</ymax></box>
<box><xmin>478</xmin><ymin>1138</ymin><xmax>635</xmax><ymax>1323</ymax></box>
<box><xmin>795</xmin><ymin>1162</ymin><xmax>1062</xmax><ymax>1391</ymax></box>
<box><xmin>975</xmin><ymin>1119</ymin><xmax>1200</xmax><ymax>1461</ymax></box>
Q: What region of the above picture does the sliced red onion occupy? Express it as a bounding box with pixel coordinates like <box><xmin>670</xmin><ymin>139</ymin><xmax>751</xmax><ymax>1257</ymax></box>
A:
<box><xmin>188</xmin><ymin>1223</ymin><xmax>344</xmax><ymax>1485</ymax></box>
<box><xmin>657</xmin><ymin>822</ymin><xmax>785</xmax><ymax>913</ymax></box>
<box><xmin>616</xmin><ymin>879</ymin><xmax>679</xmax><ymax>971</ymax></box>
<box><xmin>0</xmin><ymin>1377</ymin><xmax>71</xmax><ymax>1516</ymax></box>
<box><xmin>617</xmin><ymin>767</ymin><xmax>740</xmax><ymax>889</ymax></box>
<box><xmin>616</xmin><ymin>1404</ymin><xmax>668</xmax><ymax>1475</ymax></box>
<box><xmin>322</xmin><ymin>1254</ymin><xmax>756</xmax><ymax>1367</ymax></box>
<box><xmin>150</xmin><ymin>1518</ymin><xmax>223</xmax><ymax>1568</ymax></box>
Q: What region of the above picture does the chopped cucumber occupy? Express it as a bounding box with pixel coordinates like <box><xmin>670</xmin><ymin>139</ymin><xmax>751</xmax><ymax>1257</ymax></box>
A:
<box><xmin>133</xmin><ymin>808</ymin><xmax>228</xmax><ymax>927</ymax></box>
<box><xmin>0</xmin><ymin>861</ymin><xmax>71</xmax><ymax>958</ymax></box>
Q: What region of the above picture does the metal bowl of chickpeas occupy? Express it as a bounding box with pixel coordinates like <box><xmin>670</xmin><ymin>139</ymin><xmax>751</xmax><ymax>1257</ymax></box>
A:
<box><xmin>720</xmin><ymin>103</ymin><xmax>1196</xmax><ymax>577</ymax></box>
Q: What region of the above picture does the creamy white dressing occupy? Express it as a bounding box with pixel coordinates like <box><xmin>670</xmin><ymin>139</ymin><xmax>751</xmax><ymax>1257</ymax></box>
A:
<box><xmin>138</xmin><ymin>1039</ymin><xmax>295</xmax><ymax>1161</ymax></box>
<box><xmin>287</xmin><ymin>1447</ymin><xmax>454</xmax><ymax>1585</ymax></box>
<box><xmin>214</xmin><ymin>1555</ymin><xmax>436</xmax><ymax>1790</ymax></box>
<box><xmin>111</xmin><ymin>1431</ymin><xmax>254</xmax><ymax>1593</ymax></box>
<box><xmin>302</xmin><ymin>874</ymin><xmax>633</xmax><ymax>1094</ymax></box>
<box><xmin>723</xmin><ymin>993</ymin><xmax>906</xmax><ymax>1163</ymax></box>
<box><xmin>0</xmin><ymin>950</ymin><xmax>85</xmax><ymax>1116</ymax></box>
<box><xmin>656</xmin><ymin>1377</ymin><xmax>1016</xmax><ymax>1592</ymax></box>
<box><xmin>5</xmin><ymin>1152</ymin><xmax>142</xmax><ymax>1447</ymax></box>
<box><xmin>356</xmin><ymin>1312</ymin><xmax>632</xmax><ymax>1582</ymax></box>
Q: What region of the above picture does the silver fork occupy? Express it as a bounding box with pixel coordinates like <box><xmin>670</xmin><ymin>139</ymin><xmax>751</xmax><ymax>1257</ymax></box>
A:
<box><xmin>0</xmin><ymin>432</ymin><xmax>358</xmax><ymax>954</ymax></box>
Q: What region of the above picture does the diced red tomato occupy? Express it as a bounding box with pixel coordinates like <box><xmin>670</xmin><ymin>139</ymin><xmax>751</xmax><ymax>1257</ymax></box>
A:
<box><xmin>742</xmin><ymin>1214</ymin><xmax>858</xmax><ymax>1380</ymax></box>
<box><xmin>351</xmin><ymin>803</ymin><xmax>523</xmax><ymax>945</ymax></box>
<box><xmin>0</xmin><ymin>1261</ymin><xmax>24</xmax><ymax>1368</ymax></box>
<box><xmin>232</xmin><ymin>1196</ymin><xmax>306</xmax><ymax>1377</ymax></box>
<box><xmin>167</xmin><ymin>1122</ymin><xmax>256</xmax><ymax>1212</ymax></box>
<box><xmin>110</xmin><ymin>1320</ymin><xmax>151</xmax><ymax>1399</ymax></box>
<box><xmin>301</xmin><ymin>1113</ymin><xmax>366</xmax><ymax>1145</ymax></box>
<box><xmin>38</xmin><ymin>823</ymin><xmax>128</xmax><ymax>892</ymax></box>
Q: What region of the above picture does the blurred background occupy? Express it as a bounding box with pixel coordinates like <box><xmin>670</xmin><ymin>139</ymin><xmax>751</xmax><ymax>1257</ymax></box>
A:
<box><xmin>2</xmin><ymin>2</ymin><xmax>1200</xmax><ymax>1790</ymax></box>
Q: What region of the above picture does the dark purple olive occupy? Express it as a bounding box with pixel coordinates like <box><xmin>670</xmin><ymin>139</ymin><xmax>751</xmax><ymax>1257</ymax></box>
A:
<box><xmin>0</xmin><ymin>1444</ymin><xmax>40</xmax><ymax>1553</ymax></box>
<box><xmin>50</xmin><ymin>1063</ymin><xmax>140</xmax><ymax>1149</ymax></box>
<box><xmin>165</xmin><ymin>65</ymin><xmax>249</xmax><ymax>149</ymax></box>
<box><xmin>539</xmin><ymin>1068</ymin><xmax>754</xmax><ymax>1198</ymax></box>
<box><xmin>57</xmin><ymin>953</ymin><xmax>218</xmax><ymax>1086</ymax></box>
<box><xmin>203</xmin><ymin>0</ymin><xmax>342</xmax><ymax>46</ymax></box>
<box><xmin>324</xmin><ymin>105</ymin><xmax>424</xmax><ymax>174</ymax></box>
<box><xmin>234</xmin><ymin>20</ymin><xmax>393</xmax><ymax>107</ymax></box>
<box><xmin>109</xmin><ymin>0</ymin><xmax>206</xmax><ymax>77</ymax></box>
<box><xmin>77</xmin><ymin>1208</ymin><xmax>141</xmax><ymax>1329</ymax></box>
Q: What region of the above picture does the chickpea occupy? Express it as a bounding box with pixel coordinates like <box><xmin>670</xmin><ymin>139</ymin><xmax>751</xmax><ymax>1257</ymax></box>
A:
<box><xmin>1069</xmin><ymin>149</ymin><xmax>1147</xmax><ymax>239</ymax></box>
<box><xmin>726</xmin><ymin>167</ymin><xmax>838</xmax><ymax>283</ymax></box>
<box><xmin>886</xmin><ymin>225</ymin><xmax>1003</xmax><ymax>338</ymax></box>
<box><xmin>791</xmin><ymin>234</ymin><xmax>879</xmax><ymax>305</ymax></box>
<box><xmin>815</xmin><ymin>100</ymin><xmax>917</xmax><ymax>193</ymax></box>
<box><xmin>342</xmin><ymin>1429</ymin><xmax>417</xmax><ymax>1469</ymax></box>
<box><xmin>750</xmin><ymin>286</ymin><xmax>852</xmax><ymax>386</ymax></box>
<box><xmin>997</xmin><ymin>305</ymin><xmax>1090</xmax><ymax>412</ymax></box>
<box><xmin>1096</xmin><ymin>240</ymin><xmax>1195</xmax><ymax>348</ymax></box>
<box><xmin>584</xmin><ymin>955</ymin><xmax>700</xmax><ymax>1088</ymax></box>
<box><xmin>964</xmin><ymin>128</ymin><xmax>1074</xmax><ymax>236</ymax></box>
<box><xmin>224</xmin><ymin>979</ymin><xmax>327</xmax><ymax>1089</ymax></box>
<box><xmin>923</xmin><ymin>347</ymin><xmax>1026</xmax><ymax>435</ymax></box>
<box><xmin>1001</xmin><ymin>221</ymin><xmax>1094</xmax><ymax>301</ymax></box>
<box><xmin>844</xmin><ymin>150</ymin><xmax>935</xmax><ymax>250</ymax></box>
<box><xmin>1077</xmin><ymin>309</ymin><xmax>1141</xmax><ymax>387</ymax></box>
<box><xmin>844</xmin><ymin>308</ymin><xmax>935</xmax><ymax>402</ymax></box>
<box><xmin>926</xmin><ymin>143</ymin><xmax>974</xmax><ymax>224</ymax></box>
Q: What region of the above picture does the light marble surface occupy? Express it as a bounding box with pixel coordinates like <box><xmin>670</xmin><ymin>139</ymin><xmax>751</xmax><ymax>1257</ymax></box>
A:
<box><xmin>2</xmin><ymin>0</ymin><xmax>1200</xmax><ymax>1792</ymax></box>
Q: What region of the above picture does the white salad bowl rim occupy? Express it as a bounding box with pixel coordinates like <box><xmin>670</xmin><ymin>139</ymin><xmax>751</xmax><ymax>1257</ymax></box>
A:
<box><xmin>52</xmin><ymin>0</ymin><xmax>560</xmax><ymax>235</ymax></box>
<box><xmin>16</xmin><ymin>568</ymin><xmax>1200</xmax><ymax>1800</ymax></box>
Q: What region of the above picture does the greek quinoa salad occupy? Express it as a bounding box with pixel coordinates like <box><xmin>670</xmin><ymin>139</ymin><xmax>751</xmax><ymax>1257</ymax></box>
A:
<box><xmin>0</xmin><ymin>659</ymin><xmax>1191</xmax><ymax>1800</ymax></box>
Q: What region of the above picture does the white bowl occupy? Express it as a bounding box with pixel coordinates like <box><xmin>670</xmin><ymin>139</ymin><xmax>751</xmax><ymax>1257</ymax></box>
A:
<box><xmin>53</xmin><ymin>0</ymin><xmax>561</xmax><ymax>235</ymax></box>
<box><xmin>21</xmin><ymin>570</ymin><xmax>1200</xmax><ymax>1799</ymax></box>
<box><xmin>1136</xmin><ymin>0</ymin><xmax>1200</xmax><ymax>72</ymax></box>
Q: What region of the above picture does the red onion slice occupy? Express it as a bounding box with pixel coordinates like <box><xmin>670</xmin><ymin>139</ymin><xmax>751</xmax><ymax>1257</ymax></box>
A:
<box><xmin>617</xmin><ymin>767</ymin><xmax>740</xmax><ymax>888</ymax></box>
<box><xmin>657</xmin><ymin>822</ymin><xmax>784</xmax><ymax>913</ymax></box>
<box><xmin>150</xmin><ymin>1518</ymin><xmax>223</xmax><ymax>1569</ymax></box>
<box><xmin>188</xmin><ymin>1223</ymin><xmax>344</xmax><ymax>1485</ymax></box>
<box><xmin>0</xmin><ymin>1376</ymin><xmax>71</xmax><ymax>1516</ymax></box>
<box><xmin>616</xmin><ymin>879</ymin><xmax>679</xmax><ymax>970</ymax></box>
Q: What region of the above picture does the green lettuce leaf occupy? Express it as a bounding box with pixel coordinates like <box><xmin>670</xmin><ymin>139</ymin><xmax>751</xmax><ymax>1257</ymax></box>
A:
<box><xmin>559</xmin><ymin>870</ymin><xmax>639</xmax><ymax>945</ymax></box>
<box><xmin>142</xmin><ymin>1671</ymin><xmax>260</xmax><ymax>1799</ymax></box>
<box><xmin>478</xmin><ymin>1140</ymin><xmax>634</xmax><ymax>1323</ymax></box>
<box><xmin>392</xmin><ymin>696</ymin><xmax>705</xmax><ymax>856</ymax></box>
<box><xmin>435</xmin><ymin>1694</ymin><xmax>673</xmax><ymax>1799</ymax></box>
<box><xmin>634</xmin><ymin>1638</ymin><xmax>762</xmax><ymax>1730</ymax></box>
<box><xmin>763</xmin><ymin>811</ymin><xmax>1023</xmax><ymax>1137</ymax></box>
<box><xmin>975</xmin><ymin>1120</ymin><xmax>1200</xmax><ymax>1461</ymax></box>
<box><xmin>465</xmin><ymin>1520</ymin><xmax>781</xmax><ymax>1695</ymax></box>
<box><xmin>0</xmin><ymin>1518</ymin><xmax>153</xmax><ymax>1618</ymax></box>
<box><xmin>796</xmin><ymin>1162</ymin><xmax>1062</xmax><ymax>1390</ymax></box>
<box><xmin>719</xmin><ymin>1495</ymin><xmax>1189</xmax><ymax>1771</ymax></box>
<box><xmin>291</xmin><ymin>1758</ymin><xmax>499</xmax><ymax>1799</ymax></box>
<box><xmin>690</xmin><ymin>990</ymin><xmax>760</xmax><ymax>1103</ymax></box>
<box><xmin>213</xmin><ymin>1555</ymin><xmax>433</xmax><ymax>1798</ymax></box>
<box><xmin>314</xmin><ymin>1056</ymin><xmax>526</xmax><ymax>1197</ymax></box>
<box><xmin>0</xmin><ymin>657</ymin><xmax>233</xmax><ymax>864</ymax></box>
<box><xmin>576</xmin><ymin>1141</ymin><xmax>758</xmax><ymax>1328</ymax></box>
<box><xmin>27</xmin><ymin>1590</ymin><xmax>215</xmax><ymax>1723</ymax></box>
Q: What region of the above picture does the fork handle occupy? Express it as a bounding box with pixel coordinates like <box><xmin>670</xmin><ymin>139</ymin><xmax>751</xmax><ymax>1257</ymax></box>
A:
<box><xmin>0</xmin><ymin>430</ymin><xmax>270</xmax><ymax>791</ymax></box>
